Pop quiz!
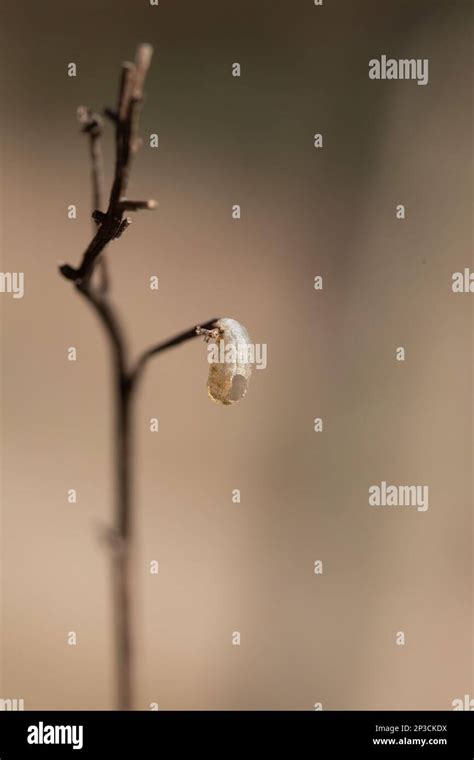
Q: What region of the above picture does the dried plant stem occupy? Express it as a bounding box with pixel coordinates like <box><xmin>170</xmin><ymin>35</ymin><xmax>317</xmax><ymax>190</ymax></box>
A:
<box><xmin>132</xmin><ymin>319</ymin><xmax>219</xmax><ymax>386</ymax></box>
<box><xmin>60</xmin><ymin>44</ymin><xmax>219</xmax><ymax>710</ymax></box>
<box><xmin>78</xmin><ymin>281</ymin><xmax>215</xmax><ymax>710</ymax></box>
<box><xmin>76</xmin><ymin>285</ymin><xmax>133</xmax><ymax>710</ymax></box>
<box><xmin>114</xmin><ymin>365</ymin><xmax>133</xmax><ymax>710</ymax></box>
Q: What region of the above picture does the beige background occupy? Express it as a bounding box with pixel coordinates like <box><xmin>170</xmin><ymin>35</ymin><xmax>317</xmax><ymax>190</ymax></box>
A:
<box><xmin>0</xmin><ymin>0</ymin><xmax>472</xmax><ymax>709</ymax></box>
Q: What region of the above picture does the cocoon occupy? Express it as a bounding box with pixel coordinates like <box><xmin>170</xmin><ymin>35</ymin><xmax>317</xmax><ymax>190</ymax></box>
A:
<box><xmin>199</xmin><ymin>318</ymin><xmax>252</xmax><ymax>405</ymax></box>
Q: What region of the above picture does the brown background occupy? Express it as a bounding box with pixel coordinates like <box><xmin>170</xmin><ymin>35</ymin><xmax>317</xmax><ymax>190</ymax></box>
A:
<box><xmin>0</xmin><ymin>0</ymin><xmax>472</xmax><ymax>709</ymax></box>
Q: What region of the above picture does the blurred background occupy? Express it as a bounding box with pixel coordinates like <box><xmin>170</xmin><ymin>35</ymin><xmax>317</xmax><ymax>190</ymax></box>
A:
<box><xmin>0</xmin><ymin>0</ymin><xmax>472</xmax><ymax>710</ymax></box>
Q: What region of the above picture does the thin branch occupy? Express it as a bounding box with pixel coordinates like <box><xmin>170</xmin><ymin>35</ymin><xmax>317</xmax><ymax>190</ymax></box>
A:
<box><xmin>62</xmin><ymin>44</ymin><xmax>156</xmax><ymax>713</ymax></box>
<box><xmin>73</xmin><ymin>279</ymin><xmax>132</xmax><ymax>711</ymax></box>
<box><xmin>77</xmin><ymin>106</ymin><xmax>109</xmax><ymax>292</ymax></box>
<box><xmin>77</xmin><ymin>106</ymin><xmax>104</xmax><ymax>216</ymax></box>
<box><xmin>131</xmin><ymin>318</ymin><xmax>219</xmax><ymax>387</ymax></box>
<box><xmin>119</xmin><ymin>199</ymin><xmax>157</xmax><ymax>212</ymax></box>
<box><xmin>61</xmin><ymin>45</ymin><xmax>218</xmax><ymax>713</ymax></box>
<box><xmin>60</xmin><ymin>44</ymin><xmax>156</xmax><ymax>284</ymax></box>
<box><xmin>75</xmin><ymin>284</ymin><xmax>128</xmax><ymax>378</ymax></box>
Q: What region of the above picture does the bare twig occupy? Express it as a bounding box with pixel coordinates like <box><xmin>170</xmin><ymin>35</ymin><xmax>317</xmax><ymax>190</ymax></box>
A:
<box><xmin>75</xmin><ymin>283</ymin><xmax>132</xmax><ymax>711</ymax></box>
<box><xmin>77</xmin><ymin>106</ymin><xmax>104</xmax><ymax>216</ymax></box>
<box><xmin>60</xmin><ymin>46</ymin><xmax>222</xmax><ymax>711</ymax></box>
<box><xmin>60</xmin><ymin>44</ymin><xmax>156</xmax><ymax>285</ymax></box>
<box><xmin>62</xmin><ymin>44</ymin><xmax>156</xmax><ymax>712</ymax></box>
<box><xmin>77</xmin><ymin>106</ymin><xmax>109</xmax><ymax>292</ymax></box>
<box><xmin>119</xmin><ymin>199</ymin><xmax>157</xmax><ymax>212</ymax></box>
<box><xmin>131</xmin><ymin>319</ymin><xmax>219</xmax><ymax>387</ymax></box>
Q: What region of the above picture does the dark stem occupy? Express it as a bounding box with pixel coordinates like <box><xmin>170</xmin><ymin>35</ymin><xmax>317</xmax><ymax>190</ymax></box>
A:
<box><xmin>114</xmin><ymin>371</ymin><xmax>133</xmax><ymax>711</ymax></box>
<box><xmin>75</xmin><ymin>288</ymin><xmax>216</xmax><ymax>710</ymax></box>
<box><xmin>62</xmin><ymin>45</ymin><xmax>218</xmax><ymax>712</ymax></box>
<box><xmin>60</xmin><ymin>45</ymin><xmax>156</xmax><ymax>285</ymax></box>
<box><xmin>76</xmin><ymin>284</ymin><xmax>132</xmax><ymax>710</ymax></box>
<box><xmin>63</xmin><ymin>51</ymin><xmax>155</xmax><ymax>709</ymax></box>
<box><xmin>78</xmin><ymin>107</ymin><xmax>109</xmax><ymax>292</ymax></box>
<box><xmin>131</xmin><ymin>319</ymin><xmax>218</xmax><ymax>387</ymax></box>
<box><xmin>89</xmin><ymin>133</ymin><xmax>104</xmax><ymax>214</ymax></box>
<box><xmin>76</xmin><ymin>105</ymin><xmax>104</xmax><ymax>217</ymax></box>
<box><xmin>88</xmin><ymin>129</ymin><xmax>110</xmax><ymax>290</ymax></box>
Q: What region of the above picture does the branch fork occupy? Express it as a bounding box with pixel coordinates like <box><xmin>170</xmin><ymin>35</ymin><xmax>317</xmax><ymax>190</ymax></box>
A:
<box><xmin>60</xmin><ymin>43</ymin><xmax>221</xmax><ymax>710</ymax></box>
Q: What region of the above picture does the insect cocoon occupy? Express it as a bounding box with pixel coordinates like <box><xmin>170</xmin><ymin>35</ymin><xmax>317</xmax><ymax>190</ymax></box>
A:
<box><xmin>198</xmin><ymin>318</ymin><xmax>252</xmax><ymax>405</ymax></box>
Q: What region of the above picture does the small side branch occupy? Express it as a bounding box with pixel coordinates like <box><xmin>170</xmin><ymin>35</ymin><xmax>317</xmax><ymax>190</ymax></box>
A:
<box><xmin>119</xmin><ymin>199</ymin><xmax>157</xmax><ymax>212</ymax></box>
<box><xmin>60</xmin><ymin>44</ymin><xmax>156</xmax><ymax>284</ymax></box>
<box><xmin>77</xmin><ymin>106</ymin><xmax>109</xmax><ymax>292</ymax></box>
<box><xmin>77</xmin><ymin>106</ymin><xmax>104</xmax><ymax>217</ymax></box>
<box><xmin>131</xmin><ymin>319</ymin><xmax>219</xmax><ymax>388</ymax></box>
